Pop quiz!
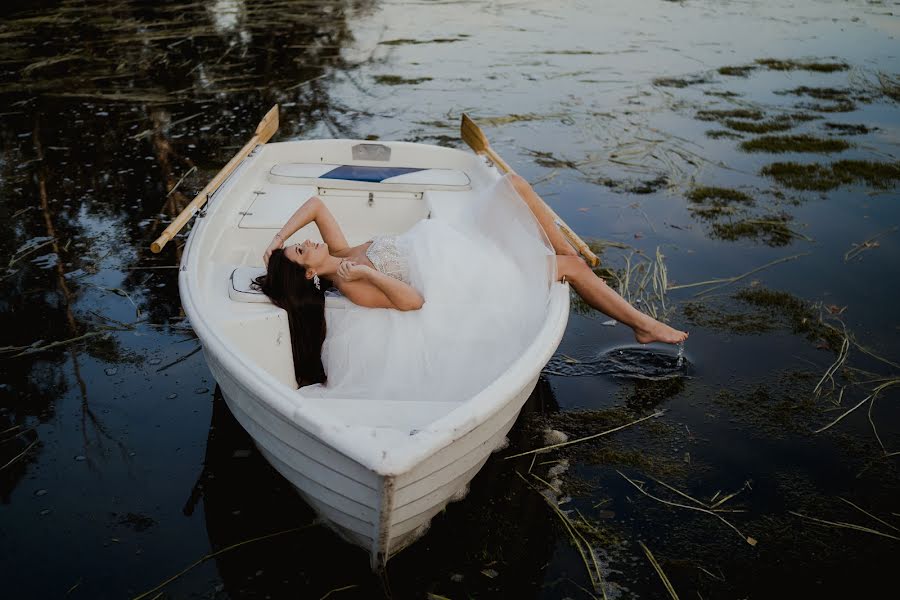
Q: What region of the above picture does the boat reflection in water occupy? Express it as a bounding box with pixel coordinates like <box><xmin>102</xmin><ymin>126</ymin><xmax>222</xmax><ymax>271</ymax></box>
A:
<box><xmin>198</xmin><ymin>382</ymin><xmax>558</xmax><ymax>598</ymax></box>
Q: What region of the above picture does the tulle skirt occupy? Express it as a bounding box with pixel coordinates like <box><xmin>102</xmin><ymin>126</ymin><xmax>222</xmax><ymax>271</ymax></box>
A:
<box><xmin>303</xmin><ymin>175</ymin><xmax>555</xmax><ymax>403</ymax></box>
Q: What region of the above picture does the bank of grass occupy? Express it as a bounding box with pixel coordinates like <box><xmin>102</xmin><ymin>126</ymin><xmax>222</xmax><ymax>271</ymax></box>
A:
<box><xmin>740</xmin><ymin>134</ymin><xmax>851</xmax><ymax>154</ymax></box>
<box><xmin>761</xmin><ymin>160</ymin><xmax>900</xmax><ymax>191</ymax></box>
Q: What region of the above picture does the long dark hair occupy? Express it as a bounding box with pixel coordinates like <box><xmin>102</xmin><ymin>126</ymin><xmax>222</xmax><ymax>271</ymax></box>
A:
<box><xmin>254</xmin><ymin>248</ymin><xmax>329</xmax><ymax>388</ymax></box>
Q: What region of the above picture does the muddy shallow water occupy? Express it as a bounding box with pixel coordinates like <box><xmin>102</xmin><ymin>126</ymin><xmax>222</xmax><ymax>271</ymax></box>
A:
<box><xmin>1</xmin><ymin>0</ymin><xmax>899</xmax><ymax>598</ymax></box>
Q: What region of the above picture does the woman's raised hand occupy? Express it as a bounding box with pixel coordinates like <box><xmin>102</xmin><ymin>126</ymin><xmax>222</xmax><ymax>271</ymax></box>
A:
<box><xmin>337</xmin><ymin>260</ymin><xmax>371</xmax><ymax>282</ymax></box>
<box><xmin>263</xmin><ymin>234</ymin><xmax>284</xmax><ymax>267</ymax></box>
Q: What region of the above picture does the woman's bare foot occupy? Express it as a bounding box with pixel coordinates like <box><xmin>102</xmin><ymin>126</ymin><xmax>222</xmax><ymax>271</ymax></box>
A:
<box><xmin>634</xmin><ymin>319</ymin><xmax>689</xmax><ymax>345</ymax></box>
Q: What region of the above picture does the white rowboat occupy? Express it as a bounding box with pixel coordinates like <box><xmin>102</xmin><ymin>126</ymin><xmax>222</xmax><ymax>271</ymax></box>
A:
<box><xmin>173</xmin><ymin>112</ymin><xmax>570</xmax><ymax>568</ymax></box>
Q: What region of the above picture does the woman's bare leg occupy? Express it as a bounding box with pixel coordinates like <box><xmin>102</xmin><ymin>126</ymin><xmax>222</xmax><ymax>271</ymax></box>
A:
<box><xmin>558</xmin><ymin>256</ymin><xmax>688</xmax><ymax>345</ymax></box>
<box><xmin>508</xmin><ymin>174</ymin><xmax>578</xmax><ymax>257</ymax></box>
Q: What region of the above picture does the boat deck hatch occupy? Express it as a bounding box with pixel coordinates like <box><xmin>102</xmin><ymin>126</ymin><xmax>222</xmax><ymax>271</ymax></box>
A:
<box><xmin>268</xmin><ymin>163</ymin><xmax>471</xmax><ymax>192</ymax></box>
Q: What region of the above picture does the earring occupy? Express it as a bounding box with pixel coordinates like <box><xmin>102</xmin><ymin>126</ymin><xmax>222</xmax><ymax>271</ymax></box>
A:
<box><xmin>313</xmin><ymin>274</ymin><xmax>321</xmax><ymax>290</ymax></box>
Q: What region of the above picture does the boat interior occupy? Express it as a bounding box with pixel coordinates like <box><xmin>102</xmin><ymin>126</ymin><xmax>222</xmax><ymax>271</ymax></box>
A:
<box><xmin>186</xmin><ymin>140</ymin><xmax>511</xmax><ymax>436</ymax></box>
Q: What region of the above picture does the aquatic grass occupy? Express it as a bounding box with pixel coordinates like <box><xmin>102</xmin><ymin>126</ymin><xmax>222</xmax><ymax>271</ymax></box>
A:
<box><xmin>823</xmin><ymin>122</ymin><xmax>873</xmax><ymax>135</ymax></box>
<box><xmin>814</xmin><ymin>379</ymin><xmax>900</xmax><ymax>437</ymax></box>
<box><xmin>844</xmin><ymin>227</ymin><xmax>897</xmax><ymax>262</ymax></box>
<box><xmin>686</xmin><ymin>186</ymin><xmax>753</xmax><ymax>205</ymax></box>
<box><xmin>795</xmin><ymin>99</ymin><xmax>857</xmax><ymax>113</ymax></box>
<box><xmin>717</xmin><ymin>65</ymin><xmax>756</xmax><ymax>77</ymax></box>
<box><xmin>695</xmin><ymin>109</ymin><xmax>765</xmax><ymax>122</ymax></box>
<box><xmin>723</xmin><ymin>117</ymin><xmax>796</xmax><ymax>134</ymax></box>
<box><xmin>516</xmin><ymin>471</ymin><xmax>609</xmax><ymax>598</ymax></box>
<box><xmin>839</xmin><ymin>497</ymin><xmax>900</xmax><ymax>534</ymax></box>
<box><xmin>789</xmin><ymin>510</ymin><xmax>900</xmax><ymax>542</ymax></box>
<box><xmin>0</xmin><ymin>439</ymin><xmax>38</xmax><ymax>470</ymax></box>
<box><xmin>813</xmin><ymin>330</ymin><xmax>850</xmax><ymax>399</ymax></box>
<box><xmin>711</xmin><ymin>217</ymin><xmax>812</xmax><ymax>245</ymax></box>
<box><xmin>668</xmin><ymin>253</ymin><xmax>808</xmax><ymax>296</ymax></box>
<box><xmin>755</xmin><ymin>58</ymin><xmax>849</xmax><ymax>72</ymax></box>
<box><xmin>760</xmin><ymin>160</ymin><xmax>900</xmax><ymax>191</ymax></box>
<box><xmin>379</xmin><ymin>38</ymin><xmax>463</xmax><ymax>45</ymax></box>
<box><xmin>639</xmin><ymin>542</ymin><xmax>680</xmax><ymax>600</ymax></box>
<box><xmin>0</xmin><ymin>330</ymin><xmax>112</xmax><ymax>358</ymax></box>
<box><xmin>778</xmin><ymin>86</ymin><xmax>861</xmax><ymax>102</ymax></box>
<box><xmin>505</xmin><ymin>411</ymin><xmax>664</xmax><ymax>459</ymax></box>
<box><xmin>653</xmin><ymin>75</ymin><xmax>712</xmax><ymax>88</ymax></box>
<box><xmin>617</xmin><ymin>470</ymin><xmax>758</xmax><ymax>546</ymax></box>
<box><xmin>131</xmin><ymin>523</ymin><xmax>321</xmax><ymax>600</ymax></box>
<box><xmin>318</xmin><ymin>585</ymin><xmax>359</xmax><ymax>599</ymax></box>
<box><xmin>739</xmin><ymin>134</ymin><xmax>850</xmax><ymax>154</ymax></box>
<box><xmin>705</xmin><ymin>130</ymin><xmax>743</xmax><ymax>139</ymax></box>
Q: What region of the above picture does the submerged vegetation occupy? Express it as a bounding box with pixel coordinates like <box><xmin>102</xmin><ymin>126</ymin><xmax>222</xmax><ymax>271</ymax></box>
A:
<box><xmin>761</xmin><ymin>160</ymin><xmax>900</xmax><ymax>191</ymax></box>
<box><xmin>717</xmin><ymin>65</ymin><xmax>757</xmax><ymax>77</ymax></box>
<box><xmin>696</xmin><ymin>109</ymin><xmax>819</xmax><ymax>134</ymax></box>
<box><xmin>682</xmin><ymin>287</ymin><xmax>843</xmax><ymax>348</ymax></box>
<box><xmin>686</xmin><ymin>186</ymin><xmax>753</xmax><ymax>206</ymax></box>
<box><xmin>373</xmin><ymin>74</ymin><xmax>432</xmax><ymax>85</ymax></box>
<box><xmin>754</xmin><ymin>58</ymin><xmax>849</xmax><ymax>72</ymax></box>
<box><xmin>740</xmin><ymin>134</ymin><xmax>851</xmax><ymax>154</ymax></box>
<box><xmin>653</xmin><ymin>75</ymin><xmax>713</xmax><ymax>88</ymax></box>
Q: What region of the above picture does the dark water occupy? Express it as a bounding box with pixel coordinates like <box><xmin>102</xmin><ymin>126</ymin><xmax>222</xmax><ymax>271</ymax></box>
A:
<box><xmin>1</xmin><ymin>1</ymin><xmax>899</xmax><ymax>598</ymax></box>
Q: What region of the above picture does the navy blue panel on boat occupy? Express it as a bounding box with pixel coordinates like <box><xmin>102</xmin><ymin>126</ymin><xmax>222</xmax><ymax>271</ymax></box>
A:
<box><xmin>320</xmin><ymin>165</ymin><xmax>425</xmax><ymax>183</ymax></box>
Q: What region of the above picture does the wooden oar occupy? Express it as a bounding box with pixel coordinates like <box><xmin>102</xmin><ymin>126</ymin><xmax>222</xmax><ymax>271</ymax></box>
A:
<box><xmin>151</xmin><ymin>104</ymin><xmax>280</xmax><ymax>253</ymax></box>
<box><xmin>460</xmin><ymin>113</ymin><xmax>600</xmax><ymax>267</ymax></box>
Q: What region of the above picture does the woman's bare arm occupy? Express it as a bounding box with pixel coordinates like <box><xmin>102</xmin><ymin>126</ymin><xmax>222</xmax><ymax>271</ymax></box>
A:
<box><xmin>265</xmin><ymin>196</ymin><xmax>349</xmax><ymax>264</ymax></box>
<box><xmin>337</xmin><ymin>262</ymin><xmax>424</xmax><ymax>311</ymax></box>
<box><xmin>276</xmin><ymin>195</ymin><xmax>348</xmax><ymax>251</ymax></box>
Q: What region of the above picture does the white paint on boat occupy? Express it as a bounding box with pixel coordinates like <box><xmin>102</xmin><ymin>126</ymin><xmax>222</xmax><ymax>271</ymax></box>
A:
<box><xmin>179</xmin><ymin>139</ymin><xmax>569</xmax><ymax>568</ymax></box>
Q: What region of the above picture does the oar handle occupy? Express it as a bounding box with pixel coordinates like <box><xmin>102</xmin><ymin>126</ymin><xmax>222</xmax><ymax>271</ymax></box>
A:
<box><xmin>482</xmin><ymin>147</ymin><xmax>600</xmax><ymax>267</ymax></box>
<box><xmin>151</xmin><ymin>105</ymin><xmax>279</xmax><ymax>254</ymax></box>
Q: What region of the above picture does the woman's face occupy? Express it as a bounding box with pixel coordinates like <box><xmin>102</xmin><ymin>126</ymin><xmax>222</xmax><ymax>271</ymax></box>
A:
<box><xmin>286</xmin><ymin>239</ymin><xmax>329</xmax><ymax>276</ymax></box>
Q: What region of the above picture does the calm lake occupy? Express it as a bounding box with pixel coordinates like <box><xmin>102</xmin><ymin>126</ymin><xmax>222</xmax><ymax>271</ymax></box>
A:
<box><xmin>1</xmin><ymin>0</ymin><xmax>898</xmax><ymax>598</ymax></box>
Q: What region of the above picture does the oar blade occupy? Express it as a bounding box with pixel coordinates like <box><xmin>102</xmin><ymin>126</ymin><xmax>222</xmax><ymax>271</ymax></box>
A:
<box><xmin>255</xmin><ymin>104</ymin><xmax>280</xmax><ymax>143</ymax></box>
<box><xmin>460</xmin><ymin>113</ymin><xmax>488</xmax><ymax>153</ymax></box>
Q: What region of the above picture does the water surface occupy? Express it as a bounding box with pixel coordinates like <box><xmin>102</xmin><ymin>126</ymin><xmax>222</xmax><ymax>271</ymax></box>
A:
<box><xmin>1</xmin><ymin>0</ymin><xmax>898</xmax><ymax>598</ymax></box>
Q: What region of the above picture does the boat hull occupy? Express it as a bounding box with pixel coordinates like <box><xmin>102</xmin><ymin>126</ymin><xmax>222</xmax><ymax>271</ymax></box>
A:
<box><xmin>211</xmin><ymin>342</ymin><xmax>540</xmax><ymax>568</ymax></box>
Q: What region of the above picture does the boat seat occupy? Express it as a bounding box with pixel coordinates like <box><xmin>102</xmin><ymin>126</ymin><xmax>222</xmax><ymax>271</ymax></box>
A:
<box><xmin>268</xmin><ymin>163</ymin><xmax>471</xmax><ymax>193</ymax></box>
<box><xmin>229</xmin><ymin>266</ymin><xmax>351</xmax><ymax>309</ymax></box>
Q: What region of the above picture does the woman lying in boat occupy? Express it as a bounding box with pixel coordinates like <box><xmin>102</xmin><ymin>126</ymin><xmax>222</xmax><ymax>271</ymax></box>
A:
<box><xmin>257</xmin><ymin>174</ymin><xmax>687</xmax><ymax>390</ymax></box>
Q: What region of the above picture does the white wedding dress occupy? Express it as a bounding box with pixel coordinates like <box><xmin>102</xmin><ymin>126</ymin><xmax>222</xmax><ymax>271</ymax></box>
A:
<box><xmin>302</xmin><ymin>175</ymin><xmax>555</xmax><ymax>403</ymax></box>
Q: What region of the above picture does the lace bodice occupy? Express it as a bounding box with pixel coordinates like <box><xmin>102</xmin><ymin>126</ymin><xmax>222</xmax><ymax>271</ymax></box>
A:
<box><xmin>366</xmin><ymin>235</ymin><xmax>410</xmax><ymax>284</ymax></box>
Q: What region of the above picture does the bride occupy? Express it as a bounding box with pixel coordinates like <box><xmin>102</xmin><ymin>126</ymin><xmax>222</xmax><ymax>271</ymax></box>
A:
<box><xmin>257</xmin><ymin>174</ymin><xmax>687</xmax><ymax>394</ymax></box>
